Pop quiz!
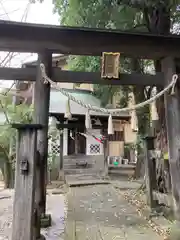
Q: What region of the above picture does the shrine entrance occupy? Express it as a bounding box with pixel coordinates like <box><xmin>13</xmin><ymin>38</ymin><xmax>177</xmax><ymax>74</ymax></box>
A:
<box><xmin>67</xmin><ymin>129</ymin><xmax>86</xmax><ymax>155</ymax></box>
<box><xmin>0</xmin><ymin>20</ymin><xmax>180</xmax><ymax>239</ymax></box>
<box><xmin>77</xmin><ymin>133</ymin><xmax>86</xmax><ymax>154</ymax></box>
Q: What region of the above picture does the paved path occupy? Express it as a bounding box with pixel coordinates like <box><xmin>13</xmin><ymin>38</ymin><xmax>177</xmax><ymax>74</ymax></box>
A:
<box><xmin>65</xmin><ymin>184</ymin><xmax>163</xmax><ymax>240</ymax></box>
<box><xmin>0</xmin><ymin>189</ymin><xmax>66</xmax><ymax>240</ymax></box>
<box><xmin>65</xmin><ymin>174</ymin><xmax>109</xmax><ymax>187</ymax></box>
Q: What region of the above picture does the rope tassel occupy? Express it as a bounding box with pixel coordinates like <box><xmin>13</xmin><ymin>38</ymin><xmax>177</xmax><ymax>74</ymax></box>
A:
<box><xmin>49</xmin><ymin>117</ymin><xmax>57</xmax><ymax>131</ymax></box>
<box><xmin>108</xmin><ymin>114</ymin><xmax>114</xmax><ymax>135</ymax></box>
<box><xmin>151</xmin><ymin>101</ymin><xmax>159</xmax><ymax>121</ymax></box>
<box><xmin>85</xmin><ymin>111</ymin><xmax>92</xmax><ymax>129</ymax></box>
<box><xmin>40</xmin><ymin>64</ymin><xmax>178</xmax><ymax>115</ymax></box>
<box><xmin>131</xmin><ymin>110</ymin><xmax>138</xmax><ymax>132</ymax></box>
<box><xmin>64</xmin><ymin>98</ymin><xmax>72</xmax><ymax>120</ymax></box>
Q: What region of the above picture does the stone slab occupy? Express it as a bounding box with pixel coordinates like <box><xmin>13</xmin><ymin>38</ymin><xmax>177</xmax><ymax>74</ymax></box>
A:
<box><xmin>65</xmin><ymin>184</ymin><xmax>163</xmax><ymax>240</ymax></box>
<box><xmin>65</xmin><ymin>174</ymin><xmax>110</xmax><ymax>187</ymax></box>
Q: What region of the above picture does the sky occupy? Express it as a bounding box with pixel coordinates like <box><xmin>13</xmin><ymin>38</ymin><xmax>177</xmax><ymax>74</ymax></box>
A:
<box><xmin>0</xmin><ymin>0</ymin><xmax>59</xmax><ymax>87</ymax></box>
<box><xmin>0</xmin><ymin>0</ymin><xmax>59</xmax><ymax>24</ymax></box>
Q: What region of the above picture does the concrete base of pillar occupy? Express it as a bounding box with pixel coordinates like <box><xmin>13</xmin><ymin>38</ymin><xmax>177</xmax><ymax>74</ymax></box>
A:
<box><xmin>58</xmin><ymin>170</ymin><xmax>65</xmax><ymax>182</ymax></box>
<box><xmin>102</xmin><ymin>166</ymin><xmax>109</xmax><ymax>179</ymax></box>
<box><xmin>101</xmin><ymin>171</ymin><xmax>109</xmax><ymax>180</ymax></box>
<box><xmin>102</xmin><ymin>175</ymin><xmax>109</xmax><ymax>180</ymax></box>
<box><xmin>40</xmin><ymin>214</ymin><xmax>52</xmax><ymax>228</ymax></box>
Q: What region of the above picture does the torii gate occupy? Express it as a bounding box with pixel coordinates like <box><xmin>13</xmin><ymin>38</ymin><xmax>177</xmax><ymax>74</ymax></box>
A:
<box><xmin>0</xmin><ymin>20</ymin><xmax>180</xmax><ymax>239</ymax></box>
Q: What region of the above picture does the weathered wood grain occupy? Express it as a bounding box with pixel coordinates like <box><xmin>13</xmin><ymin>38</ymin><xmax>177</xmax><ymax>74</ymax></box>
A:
<box><xmin>103</xmin><ymin>137</ymin><xmax>109</xmax><ymax>177</ymax></box>
<box><xmin>152</xmin><ymin>191</ymin><xmax>173</xmax><ymax>207</ymax></box>
<box><xmin>11</xmin><ymin>126</ymin><xmax>38</xmax><ymax>240</ymax></box>
<box><xmin>33</xmin><ymin>52</ymin><xmax>51</xmax><ymax>218</ymax></box>
<box><xmin>59</xmin><ymin>130</ymin><xmax>64</xmax><ymax>181</ymax></box>
<box><xmin>162</xmin><ymin>57</ymin><xmax>180</xmax><ymax>221</ymax></box>
<box><xmin>1</xmin><ymin>20</ymin><xmax>180</xmax><ymax>58</ymax></box>
<box><xmin>144</xmin><ymin>136</ymin><xmax>157</xmax><ymax>209</ymax></box>
<box><xmin>0</xmin><ymin>66</ymin><xmax>164</xmax><ymax>86</ymax></box>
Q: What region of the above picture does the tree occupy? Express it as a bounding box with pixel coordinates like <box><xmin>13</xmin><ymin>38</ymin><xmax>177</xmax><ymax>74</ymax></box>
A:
<box><xmin>53</xmin><ymin>0</ymin><xmax>154</xmax><ymax>134</ymax></box>
<box><xmin>53</xmin><ymin>0</ymin><xmax>180</xmax><ymax>132</ymax></box>
<box><xmin>52</xmin><ymin>0</ymin><xmax>180</xmax><ymax>188</ymax></box>
<box><xmin>0</xmin><ymin>91</ymin><xmax>33</xmax><ymax>188</ymax></box>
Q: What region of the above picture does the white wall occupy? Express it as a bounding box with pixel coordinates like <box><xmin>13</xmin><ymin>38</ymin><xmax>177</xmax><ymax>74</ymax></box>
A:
<box><xmin>86</xmin><ymin>129</ymin><xmax>103</xmax><ymax>156</ymax></box>
<box><xmin>48</xmin><ymin>123</ymin><xmax>104</xmax><ymax>157</ymax></box>
<box><xmin>63</xmin><ymin>128</ymin><xmax>68</xmax><ymax>156</ymax></box>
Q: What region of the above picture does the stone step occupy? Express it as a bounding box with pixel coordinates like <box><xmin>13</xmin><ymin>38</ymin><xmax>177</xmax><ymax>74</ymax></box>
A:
<box><xmin>64</xmin><ymin>169</ymin><xmax>104</xmax><ymax>175</ymax></box>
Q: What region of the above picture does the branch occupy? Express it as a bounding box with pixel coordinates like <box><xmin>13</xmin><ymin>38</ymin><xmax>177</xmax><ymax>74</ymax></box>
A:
<box><xmin>116</xmin><ymin>0</ymin><xmax>146</xmax><ymax>10</ymax></box>
<box><xmin>144</xmin><ymin>86</ymin><xmax>153</xmax><ymax>99</ymax></box>
<box><xmin>0</xmin><ymin>144</ymin><xmax>10</xmax><ymax>161</ymax></box>
<box><xmin>0</xmin><ymin>52</ymin><xmax>19</xmax><ymax>67</ymax></box>
<box><xmin>2</xmin><ymin>83</ymin><xmax>33</xmax><ymax>100</ymax></box>
<box><xmin>0</xmin><ymin>100</ymin><xmax>10</xmax><ymax>124</ymax></box>
<box><xmin>143</xmin><ymin>7</ymin><xmax>151</xmax><ymax>32</ymax></box>
<box><xmin>2</xmin><ymin>81</ymin><xmax>16</xmax><ymax>96</ymax></box>
<box><xmin>0</xmin><ymin>81</ymin><xmax>15</xmax><ymax>124</ymax></box>
<box><xmin>127</xmin><ymin>23</ymin><xmax>147</xmax><ymax>31</ymax></box>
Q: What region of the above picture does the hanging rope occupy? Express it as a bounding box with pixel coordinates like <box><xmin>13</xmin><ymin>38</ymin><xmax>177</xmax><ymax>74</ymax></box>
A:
<box><xmin>40</xmin><ymin>63</ymin><xmax>178</xmax><ymax>115</ymax></box>
<box><xmin>78</xmin><ymin>131</ymin><xmax>105</xmax><ymax>144</ymax></box>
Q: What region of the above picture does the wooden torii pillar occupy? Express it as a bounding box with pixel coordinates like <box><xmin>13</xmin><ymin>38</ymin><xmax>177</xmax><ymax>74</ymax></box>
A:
<box><xmin>162</xmin><ymin>57</ymin><xmax>180</xmax><ymax>237</ymax></box>
<box><xmin>56</xmin><ymin>123</ymin><xmax>65</xmax><ymax>181</ymax></box>
<box><xmin>103</xmin><ymin>134</ymin><xmax>109</xmax><ymax>178</ymax></box>
<box><xmin>33</xmin><ymin>51</ymin><xmax>52</xmax><ymax>227</ymax></box>
<box><xmin>11</xmin><ymin>123</ymin><xmax>44</xmax><ymax>240</ymax></box>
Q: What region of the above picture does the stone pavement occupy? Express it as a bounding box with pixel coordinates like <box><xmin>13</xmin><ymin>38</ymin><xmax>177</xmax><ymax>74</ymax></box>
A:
<box><xmin>65</xmin><ymin>174</ymin><xmax>109</xmax><ymax>187</ymax></box>
<box><xmin>65</xmin><ymin>184</ymin><xmax>163</xmax><ymax>240</ymax></box>
<box><xmin>0</xmin><ymin>189</ymin><xmax>66</xmax><ymax>240</ymax></box>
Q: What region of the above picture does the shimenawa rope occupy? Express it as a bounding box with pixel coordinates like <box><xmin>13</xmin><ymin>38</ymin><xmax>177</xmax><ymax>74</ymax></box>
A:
<box><xmin>40</xmin><ymin>63</ymin><xmax>178</xmax><ymax>115</ymax></box>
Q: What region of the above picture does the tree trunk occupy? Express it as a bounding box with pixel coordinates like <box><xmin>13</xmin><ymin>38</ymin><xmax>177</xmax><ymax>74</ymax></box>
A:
<box><xmin>132</xmin><ymin>2</ymin><xmax>171</xmax><ymax>181</ymax></box>
<box><xmin>131</xmin><ymin>58</ymin><xmax>150</xmax><ymax>178</ymax></box>
<box><xmin>131</xmin><ymin>58</ymin><xmax>150</xmax><ymax>135</ymax></box>
<box><xmin>0</xmin><ymin>148</ymin><xmax>14</xmax><ymax>189</ymax></box>
<box><xmin>3</xmin><ymin>161</ymin><xmax>11</xmax><ymax>188</ymax></box>
<box><xmin>145</xmin><ymin>3</ymin><xmax>171</xmax><ymax>193</ymax></box>
<box><xmin>4</xmin><ymin>155</ymin><xmax>15</xmax><ymax>189</ymax></box>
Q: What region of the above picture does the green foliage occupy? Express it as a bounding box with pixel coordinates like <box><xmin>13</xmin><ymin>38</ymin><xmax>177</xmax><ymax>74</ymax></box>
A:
<box><xmin>0</xmin><ymin>92</ymin><xmax>34</xmax><ymax>187</ymax></box>
<box><xmin>53</xmin><ymin>0</ymin><xmax>180</xmax><ymax>137</ymax></box>
<box><xmin>68</xmin><ymin>56</ymin><xmax>100</xmax><ymax>72</ymax></box>
<box><xmin>47</xmin><ymin>153</ymin><xmax>56</xmax><ymax>170</ymax></box>
<box><xmin>53</xmin><ymin>0</ymin><xmax>142</xmax><ymax>29</ymax></box>
<box><xmin>53</xmin><ymin>0</ymin><xmax>146</xmax><ymax>108</ymax></box>
<box><xmin>0</xmin><ymin>93</ymin><xmax>33</xmax><ymax>154</ymax></box>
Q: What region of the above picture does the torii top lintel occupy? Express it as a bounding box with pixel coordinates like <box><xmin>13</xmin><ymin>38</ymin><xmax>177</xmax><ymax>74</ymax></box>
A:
<box><xmin>0</xmin><ymin>20</ymin><xmax>180</xmax><ymax>59</ymax></box>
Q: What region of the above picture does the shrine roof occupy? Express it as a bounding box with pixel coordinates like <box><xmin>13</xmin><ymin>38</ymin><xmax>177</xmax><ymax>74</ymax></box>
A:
<box><xmin>49</xmin><ymin>88</ymin><xmax>129</xmax><ymax>119</ymax></box>
<box><xmin>0</xmin><ymin>20</ymin><xmax>180</xmax><ymax>58</ymax></box>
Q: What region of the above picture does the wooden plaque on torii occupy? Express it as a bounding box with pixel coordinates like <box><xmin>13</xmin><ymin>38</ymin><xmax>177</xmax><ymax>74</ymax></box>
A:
<box><xmin>101</xmin><ymin>52</ymin><xmax>120</xmax><ymax>79</ymax></box>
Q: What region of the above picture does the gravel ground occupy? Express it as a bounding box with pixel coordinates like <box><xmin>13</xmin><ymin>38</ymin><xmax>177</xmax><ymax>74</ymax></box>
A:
<box><xmin>0</xmin><ymin>188</ymin><xmax>67</xmax><ymax>240</ymax></box>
